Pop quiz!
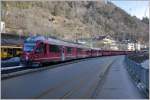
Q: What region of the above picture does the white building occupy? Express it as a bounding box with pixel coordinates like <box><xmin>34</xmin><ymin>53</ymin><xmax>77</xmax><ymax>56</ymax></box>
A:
<box><xmin>135</xmin><ymin>43</ymin><xmax>141</xmax><ymax>51</ymax></box>
<box><xmin>1</xmin><ymin>21</ymin><xmax>5</xmax><ymax>33</ymax></box>
<box><xmin>102</xmin><ymin>35</ymin><xmax>119</xmax><ymax>50</ymax></box>
<box><xmin>127</xmin><ymin>42</ymin><xmax>146</xmax><ymax>51</ymax></box>
<box><xmin>128</xmin><ymin>43</ymin><xmax>135</xmax><ymax>51</ymax></box>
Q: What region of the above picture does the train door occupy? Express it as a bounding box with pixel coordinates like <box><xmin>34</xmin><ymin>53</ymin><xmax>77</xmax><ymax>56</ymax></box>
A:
<box><xmin>61</xmin><ymin>46</ymin><xmax>65</xmax><ymax>61</ymax></box>
<box><xmin>97</xmin><ymin>51</ymin><xmax>99</xmax><ymax>56</ymax></box>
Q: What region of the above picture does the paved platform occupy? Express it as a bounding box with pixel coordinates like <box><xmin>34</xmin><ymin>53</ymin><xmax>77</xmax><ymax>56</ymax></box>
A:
<box><xmin>2</xmin><ymin>56</ymin><xmax>144</xmax><ymax>99</ymax></box>
<box><xmin>93</xmin><ymin>56</ymin><xmax>144</xmax><ymax>99</ymax></box>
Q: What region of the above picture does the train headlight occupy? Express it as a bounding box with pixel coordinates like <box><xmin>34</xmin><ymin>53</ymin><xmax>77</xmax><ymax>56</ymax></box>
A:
<box><xmin>26</xmin><ymin>56</ymin><xmax>28</xmax><ymax>60</ymax></box>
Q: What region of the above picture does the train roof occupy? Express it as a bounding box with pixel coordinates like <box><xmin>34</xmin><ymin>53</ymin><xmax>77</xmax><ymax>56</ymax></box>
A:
<box><xmin>91</xmin><ymin>48</ymin><xmax>101</xmax><ymax>50</ymax></box>
<box><xmin>25</xmin><ymin>36</ymin><xmax>91</xmax><ymax>49</ymax></box>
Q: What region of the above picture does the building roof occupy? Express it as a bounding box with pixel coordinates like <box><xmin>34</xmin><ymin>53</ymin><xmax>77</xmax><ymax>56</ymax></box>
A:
<box><xmin>1</xmin><ymin>33</ymin><xmax>25</xmax><ymax>46</ymax></box>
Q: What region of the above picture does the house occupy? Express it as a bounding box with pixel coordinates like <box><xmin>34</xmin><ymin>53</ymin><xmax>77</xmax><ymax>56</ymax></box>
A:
<box><xmin>89</xmin><ymin>35</ymin><xmax>119</xmax><ymax>50</ymax></box>
<box><xmin>96</xmin><ymin>35</ymin><xmax>119</xmax><ymax>50</ymax></box>
<box><xmin>78</xmin><ymin>35</ymin><xmax>124</xmax><ymax>50</ymax></box>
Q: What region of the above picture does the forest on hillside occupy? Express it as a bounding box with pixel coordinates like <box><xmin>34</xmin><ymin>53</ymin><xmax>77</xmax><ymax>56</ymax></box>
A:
<box><xmin>1</xmin><ymin>1</ymin><xmax>149</xmax><ymax>44</ymax></box>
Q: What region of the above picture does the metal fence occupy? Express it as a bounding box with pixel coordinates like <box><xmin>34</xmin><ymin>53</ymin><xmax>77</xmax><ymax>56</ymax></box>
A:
<box><xmin>124</xmin><ymin>56</ymin><xmax>149</xmax><ymax>97</ymax></box>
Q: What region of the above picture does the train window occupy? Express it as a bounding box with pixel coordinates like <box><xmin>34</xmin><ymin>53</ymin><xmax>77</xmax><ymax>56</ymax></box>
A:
<box><xmin>62</xmin><ymin>47</ymin><xmax>64</xmax><ymax>53</ymax></box>
<box><xmin>44</xmin><ymin>44</ymin><xmax>46</xmax><ymax>53</ymax></box>
<box><xmin>12</xmin><ymin>48</ymin><xmax>16</xmax><ymax>56</ymax></box>
<box><xmin>8</xmin><ymin>49</ymin><xmax>13</xmax><ymax>54</ymax></box>
<box><xmin>24</xmin><ymin>42</ymin><xmax>36</xmax><ymax>52</ymax></box>
<box><xmin>3</xmin><ymin>48</ymin><xmax>7</xmax><ymax>52</ymax></box>
<box><xmin>49</xmin><ymin>44</ymin><xmax>60</xmax><ymax>53</ymax></box>
<box><xmin>77</xmin><ymin>48</ymin><xmax>81</xmax><ymax>53</ymax></box>
<box><xmin>40</xmin><ymin>43</ymin><xmax>46</xmax><ymax>54</ymax></box>
<box><xmin>17</xmin><ymin>48</ymin><xmax>21</xmax><ymax>51</ymax></box>
<box><xmin>67</xmin><ymin>47</ymin><xmax>72</xmax><ymax>54</ymax></box>
<box><xmin>36</xmin><ymin>43</ymin><xmax>46</xmax><ymax>53</ymax></box>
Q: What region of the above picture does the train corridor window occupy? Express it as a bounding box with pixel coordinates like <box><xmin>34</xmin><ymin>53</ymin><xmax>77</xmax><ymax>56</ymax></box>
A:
<box><xmin>12</xmin><ymin>48</ymin><xmax>16</xmax><ymax>57</ymax></box>
<box><xmin>67</xmin><ymin>47</ymin><xmax>72</xmax><ymax>54</ymax></box>
<box><xmin>49</xmin><ymin>45</ymin><xmax>60</xmax><ymax>53</ymax></box>
<box><xmin>77</xmin><ymin>48</ymin><xmax>81</xmax><ymax>53</ymax></box>
<box><xmin>43</xmin><ymin>44</ymin><xmax>46</xmax><ymax>54</ymax></box>
<box><xmin>8</xmin><ymin>49</ymin><xmax>13</xmax><ymax>55</ymax></box>
<box><xmin>3</xmin><ymin>48</ymin><xmax>7</xmax><ymax>52</ymax></box>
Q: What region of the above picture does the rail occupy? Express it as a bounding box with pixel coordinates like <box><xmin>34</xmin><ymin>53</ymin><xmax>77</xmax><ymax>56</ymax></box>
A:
<box><xmin>1</xmin><ymin>56</ymin><xmax>103</xmax><ymax>79</ymax></box>
<box><xmin>124</xmin><ymin>55</ymin><xmax>149</xmax><ymax>97</ymax></box>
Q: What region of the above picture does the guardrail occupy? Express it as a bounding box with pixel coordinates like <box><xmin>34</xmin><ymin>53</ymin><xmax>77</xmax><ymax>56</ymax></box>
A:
<box><xmin>124</xmin><ymin>56</ymin><xmax>149</xmax><ymax>97</ymax></box>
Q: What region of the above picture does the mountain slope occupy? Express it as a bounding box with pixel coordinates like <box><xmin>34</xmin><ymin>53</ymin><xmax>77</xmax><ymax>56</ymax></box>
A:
<box><xmin>1</xmin><ymin>1</ymin><xmax>149</xmax><ymax>43</ymax></box>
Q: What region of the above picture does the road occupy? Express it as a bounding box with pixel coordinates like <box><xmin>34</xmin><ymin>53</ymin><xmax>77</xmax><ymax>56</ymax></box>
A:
<box><xmin>1</xmin><ymin>56</ymin><xmax>143</xmax><ymax>99</ymax></box>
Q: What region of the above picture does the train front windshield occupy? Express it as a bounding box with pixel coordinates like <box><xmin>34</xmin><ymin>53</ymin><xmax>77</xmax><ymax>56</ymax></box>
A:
<box><xmin>24</xmin><ymin>42</ymin><xmax>36</xmax><ymax>52</ymax></box>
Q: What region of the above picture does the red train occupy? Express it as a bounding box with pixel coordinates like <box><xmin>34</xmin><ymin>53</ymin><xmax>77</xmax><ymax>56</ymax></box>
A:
<box><xmin>21</xmin><ymin>36</ymin><xmax>132</xmax><ymax>67</ymax></box>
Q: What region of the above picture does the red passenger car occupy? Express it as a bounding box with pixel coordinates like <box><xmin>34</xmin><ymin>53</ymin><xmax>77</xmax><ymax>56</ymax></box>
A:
<box><xmin>21</xmin><ymin>36</ymin><xmax>133</xmax><ymax>67</ymax></box>
<box><xmin>21</xmin><ymin>36</ymin><xmax>92</xmax><ymax>67</ymax></box>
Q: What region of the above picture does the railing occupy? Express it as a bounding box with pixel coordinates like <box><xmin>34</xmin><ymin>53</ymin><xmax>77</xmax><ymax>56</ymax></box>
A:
<box><xmin>124</xmin><ymin>56</ymin><xmax>149</xmax><ymax>97</ymax></box>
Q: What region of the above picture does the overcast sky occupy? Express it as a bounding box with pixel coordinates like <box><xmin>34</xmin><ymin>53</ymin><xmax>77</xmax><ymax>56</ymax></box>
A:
<box><xmin>110</xmin><ymin>0</ymin><xmax>149</xmax><ymax>19</ymax></box>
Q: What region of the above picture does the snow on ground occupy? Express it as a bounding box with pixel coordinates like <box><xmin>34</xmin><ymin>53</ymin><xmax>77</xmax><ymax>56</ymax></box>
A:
<box><xmin>141</xmin><ymin>60</ymin><xmax>149</xmax><ymax>69</ymax></box>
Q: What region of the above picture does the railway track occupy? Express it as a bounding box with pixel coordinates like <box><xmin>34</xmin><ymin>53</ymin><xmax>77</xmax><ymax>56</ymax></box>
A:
<box><xmin>1</xmin><ymin>66</ymin><xmax>28</xmax><ymax>74</ymax></box>
<box><xmin>1</xmin><ymin>56</ymin><xmax>100</xmax><ymax>80</ymax></box>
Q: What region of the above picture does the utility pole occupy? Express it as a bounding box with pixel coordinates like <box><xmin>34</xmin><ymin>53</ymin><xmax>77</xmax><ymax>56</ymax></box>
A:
<box><xmin>133</xmin><ymin>34</ymin><xmax>137</xmax><ymax>52</ymax></box>
<box><xmin>73</xmin><ymin>2</ymin><xmax>77</xmax><ymax>43</ymax></box>
<box><xmin>88</xmin><ymin>17</ymin><xmax>93</xmax><ymax>48</ymax></box>
<box><xmin>75</xmin><ymin>31</ymin><xmax>78</xmax><ymax>43</ymax></box>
